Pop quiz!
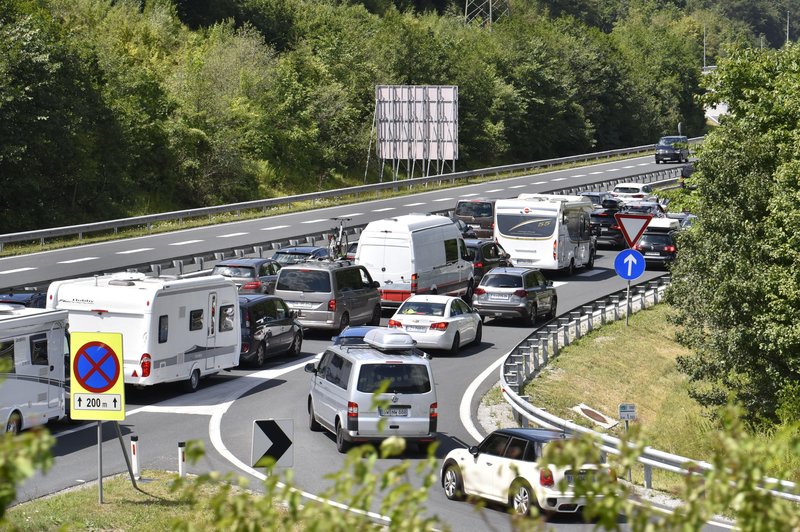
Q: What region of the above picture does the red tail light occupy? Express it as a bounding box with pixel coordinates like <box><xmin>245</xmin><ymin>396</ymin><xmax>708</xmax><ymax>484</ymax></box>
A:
<box><xmin>474</xmin><ymin>287</ymin><xmax>486</xmax><ymax>295</ymax></box>
<box><xmin>664</xmin><ymin>245</ymin><xmax>676</xmax><ymax>252</ymax></box>
<box><xmin>540</xmin><ymin>468</ymin><xmax>554</xmax><ymax>487</ymax></box>
<box><xmin>430</xmin><ymin>322</ymin><xmax>448</xmax><ymax>330</ymax></box>
<box><xmin>475</xmin><ymin>262</ymin><xmax>483</xmax><ymax>268</ymax></box>
<box><xmin>411</xmin><ymin>273</ymin><xmax>418</xmax><ymax>293</ymax></box>
<box><xmin>140</xmin><ymin>354</ymin><xmax>151</xmax><ymax>378</ymax></box>
<box><xmin>553</xmin><ymin>240</ymin><xmax>557</xmax><ymax>260</ymax></box>
<box><xmin>610</xmin><ymin>225</ymin><xmax>620</xmax><ymax>230</ymax></box>
<box><xmin>633</xmin><ymin>243</ymin><xmax>641</xmax><ymax>250</ymax></box>
<box><xmin>388</xmin><ymin>319</ymin><xmax>402</xmax><ymax>328</ymax></box>
<box><xmin>513</xmin><ymin>289</ymin><xmax>527</xmax><ymax>298</ymax></box>
<box><xmin>347</xmin><ymin>401</ymin><xmax>358</xmax><ymax>417</ymax></box>
<box><xmin>634</xmin><ymin>194</ymin><xmax>644</xmax><ymax>198</ymax></box>
<box><xmin>328</xmin><ymin>299</ymin><xmax>336</xmax><ymax>311</ymax></box>
<box><xmin>241</xmin><ymin>343</ymin><xmax>250</xmax><ymax>353</ymax></box>
<box><xmin>243</xmin><ymin>310</ymin><xmax>251</xmax><ymax>328</ymax></box>
<box><xmin>430</xmin><ymin>402</ymin><xmax>438</xmax><ymax>418</ymax></box>
<box><xmin>242</xmin><ymin>281</ymin><xmax>262</xmax><ymax>291</ymax></box>
<box><xmin>598</xmin><ymin>213</ymin><xmax>608</xmax><ymax>217</ymax></box>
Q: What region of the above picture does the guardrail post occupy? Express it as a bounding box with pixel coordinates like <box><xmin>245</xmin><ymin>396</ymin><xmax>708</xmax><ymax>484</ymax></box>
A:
<box><xmin>539</xmin><ymin>334</ymin><xmax>549</xmax><ymax>365</ymax></box>
<box><xmin>597</xmin><ymin>301</ymin><xmax>607</xmax><ymax>325</ymax></box>
<box><xmin>173</xmin><ymin>260</ymin><xmax>184</xmax><ymax>275</ymax></box>
<box><xmin>289</xmin><ymin>239</ymin><xmax>300</xmax><ymax>246</ymax></box>
<box><xmin>609</xmin><ymin>296</ymin><xmax>621</xmax><ymax>321</ymax></box>
<box><xmin>570</xmin><ymin>312</ymin><xmax>582</xmax><ymax>339</ymax></box>
<box><xmin>644</xmin><ymin>464</ymin><xmax>653</xmax><ymax>489</ymax></box>
<box><xmin>214</xmin><ymin>252</ymin><xmax>224</xmax><ymax>262</ymax></box>
<box><xmin>517</xmin><ymin>396</ymin><xmax>530</xmax><ymax>428</ymax></box>
<box><xmin>150</xmin><ymin>264</ymin><xmax>161</xmax><ymax>277</ymax></box>
<box><xmin>194</xmin><ymin>257</ymin><xmax>205</xmax><ymax>271</ymax></box>
<box><xmin>234</xmin><ymin>249</ymin><xmax>245</xmax><ymax>258</ymax></box>
<box><xmin>558</xmin><ymin>318</ymin><xmax>570</xmax><ymax>346</ymax></box>
<box><xmin>582</xmin><ymin>305</ymin><xmax>594</xmax><ymax>332</ymax></box>
<box><xmin>531</xmin><ymin>344</ymin><xmax>540</xmax><ymax>371</ymax></box>
<box><xmin>271</xmin><ymin>242</ymin><xmax>282</xmax><ymax>250</ymax></box>
<box><xmin>547</xmin><ymin>325</ymin><xmax>559</xmax><ymax>356</ymax></box>
<box><xmin>254</xmin><ymin>246</ymin><xmax>264</xmax><ymax>258</ymax></box>
<box><xmin>305</xmin><ymin>235</ymin><xmax>316</xmax><ymax>245</ymax></box>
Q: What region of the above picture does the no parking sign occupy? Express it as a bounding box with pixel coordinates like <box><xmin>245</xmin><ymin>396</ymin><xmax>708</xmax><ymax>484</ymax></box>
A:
<box><xmin>70</xmin><ymin>332</ymin><xmax>126</xmax><ymax>421</ymax></box>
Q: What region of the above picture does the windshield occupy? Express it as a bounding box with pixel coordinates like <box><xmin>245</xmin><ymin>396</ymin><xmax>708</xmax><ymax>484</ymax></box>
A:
<box><xmin>273</xmin><ymin>252</ymin><xmax>311</xmax><ymax>265</ymax></box>
<box><xmin>658</xmin><ymin>136</ymin><xmax>685</xmax><ymax>146</ymax></box>
<box><xmin>455</xmin><ymin>201</ymin><xmax>493</xmax><ymax>218</ymax></box>
<box><xmin>357</xmin><ymin>363</ymin><xmax>431</xmax><ymax>394</ymax></box>
<box><xmin>496</xmin><ymin>213</ymin><xmax>556</xmax><ymax>238</ymax></box>
<box><xmin>397</xmin><ymin>301</ymin><xmax>446</xmax><ymax>316</ymax></box>
<box><xmin>480</xmin><ymin>274</ymin><xmax>522</xmax><ymax>288</ymax></box>
<box><xmin>212</xmin><ymin>266</ymin><xmax>256</xmax><ymax>279</ymax></box>
<box><xmin>275</xmin><ymin>270</ymin><xmax>331</xmax><ymax>292</ymax></box>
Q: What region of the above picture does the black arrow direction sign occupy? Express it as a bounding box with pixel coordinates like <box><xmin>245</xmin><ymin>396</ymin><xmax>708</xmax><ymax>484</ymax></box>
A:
<box><xmin>252</xmin><ymin>419</ymin><xmax>293</xmax><ymax>468</ymax></box>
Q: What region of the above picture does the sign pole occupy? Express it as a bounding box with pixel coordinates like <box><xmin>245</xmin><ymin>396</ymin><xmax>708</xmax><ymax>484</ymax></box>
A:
<box><xmin>626</xmin><ymin>280</ymin><xmax>631</xmax><ymax>326</ymax></box>
<box><xmin>114</xmin><ymin>421</ymin><xmax>138</xmax><ymax>489</ymax></box>
<box><xmin>625</xmin><ymin>420</ymin><xmax>632</xmax><ymax>482</ymax></box>
<box><xmin>98</xmin><ymin>421</ymin><xmax>104</xmax><ymax>503</ymax></box>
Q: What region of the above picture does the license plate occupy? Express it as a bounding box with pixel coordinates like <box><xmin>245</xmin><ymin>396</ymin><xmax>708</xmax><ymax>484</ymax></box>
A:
<box><xmin>405</xmin><ymin>325</ymin><xmax>427</xmax><ymax>332</ymax></box>
<box><xmin>645</xmin><ymin>252</ymin><xmax>661</xmax><ymax>257</ymax></box>
<box><xmin>566</xmin><ymin>472</ymin><xmax>589</xmax><ymax>484</ymax></box>
<box><xmin>489</xmin><ymin>293</ymin><xmax>509</xmax><ymax>301</ymax></box>
<box><xmin>516</xmin><ymin>258</ymin><xmax>535</xmax><ymax>264</ymax></box>
<box><xmin>290</xmin><ymin>301</ymin><xmax>314</xmax><ymax>309</ymax></box>
<box><xmin>379</xmin><ymin>407</ymin><xmax>408</xmax><ymax>417</ymax></box>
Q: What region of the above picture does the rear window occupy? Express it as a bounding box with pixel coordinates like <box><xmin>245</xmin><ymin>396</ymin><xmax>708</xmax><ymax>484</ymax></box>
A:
<box><xmin>397</xmin><ymin>301</ymin><xmax>446</xmax><ymax>316</ymax></box>
<box><xmin>455</xmin><ymin>201</ymin><xmax>494</xmax><ymax>218</ymax></box>
<box><xmin>275</xmin><ymin>270</ymin><xmax>332</xmax><ymax>292</ymax></box>
<box><xmin>496</xmin><ymin>214</ymin><xmax>556</xmax><ymax>238</ymax></box>
<box><xmin>357</xmin><ymin>363</ymin><xmax>431</xmax><ymax>394</ymax></box>
<box><xmin>480</xmin><ymin>274</ymin><xmax>523</xmax><ymax>288</ymax></box>
<box><xmin>613</xmin><ymin>187</ymin><xmax>641</xmax><ymax>194</ymax></box>
<box><xmin>212</xmin><ymin>265</ymin><xmax>256</xmax><ymax>279</ymax></box>
<box><xmin>273</xmin><ymin>252</ymin><xmax>310</xmax><ymax>265</ymax></box>
<box><xmin>640</xmin><ymin>234</ymin><xmax>674</xmax><ymax>245</ymax></box>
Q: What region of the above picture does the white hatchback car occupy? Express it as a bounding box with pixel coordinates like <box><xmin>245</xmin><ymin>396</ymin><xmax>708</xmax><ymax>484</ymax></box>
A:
<box><xmin>609</xmin><ymin>182</ymin><xmax>657</xmax><ymax>202</ymax></box>
<box><xmin>388</xmin><ymin>295</ymin><xmax>481</xmax><ymax>355</ymax></box>
<box><xmin>441</xmin><ymin>428</ymin><xmax>614</xmax><ymax>516</ymax></box>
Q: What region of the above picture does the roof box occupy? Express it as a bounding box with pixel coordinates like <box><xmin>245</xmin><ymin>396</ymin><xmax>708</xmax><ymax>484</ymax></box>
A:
<box><xmin>646</xmin><ymin>218</ymin><xmax>680</xmax><ymax>232</ymax></box>
<box><xmin>363</xmin><ymin>329</ymin><xmax>417</xmax><ymax>350</ymax></box>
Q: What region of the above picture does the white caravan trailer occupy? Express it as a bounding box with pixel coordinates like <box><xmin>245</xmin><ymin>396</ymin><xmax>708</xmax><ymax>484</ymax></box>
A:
<box><xmin>0</xmin><ymin>305</ymin><xmax>69</xmax><ymax>433</ymax></box>
<box><xmin>356</xmin><ymin>214</ymin><xmax>474</xmax><ymax>307</ymax></box>
<box><xmin>494</xmin><ymin>194</ymin><xmax>596</xmax><ymax>273</ymax></box>
<box><xmin>47</xmin><ymin>273</ymin><xmax>240</xmax><ymax>392</ymax></box>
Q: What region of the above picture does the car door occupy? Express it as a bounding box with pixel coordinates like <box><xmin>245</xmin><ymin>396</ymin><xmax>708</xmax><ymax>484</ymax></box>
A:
<box><xmin>266</xmin><ymin>299</ymin><xmax>293</xmax><ymax>353</ymax></box>
<box><xmin>465</xmin><ymin>433</ymin><xmax>511</xmax><ymax>500</ymax></box>
<box><xmin>531</xmin><ymin>271</ymin><xmax>552</xmax><ymax>313</ymax></box>
<box><xmin>312</xmin><ymin>351</ymin><xmax>337</xmax><ymax>429</ymax></box>
<box><xmin>452</xmin><ymin>299</ymin><xmax>476</xmax><ymax>342</ymax></box>
<box><xmin>259</xmin><ymin>262</ymin><xmax>279</xmax><ymax>294</ymax></box>
<box><xmin>493</xmin><ymin>437</ymin><xmax>530</xmax><ymax>500</ymax></box>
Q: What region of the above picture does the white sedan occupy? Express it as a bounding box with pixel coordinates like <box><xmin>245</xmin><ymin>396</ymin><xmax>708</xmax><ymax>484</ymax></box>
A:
<box><xmin>388</xmin><ymin>295</ymin><xmax>481</xmax><ymax>355</ymax></box>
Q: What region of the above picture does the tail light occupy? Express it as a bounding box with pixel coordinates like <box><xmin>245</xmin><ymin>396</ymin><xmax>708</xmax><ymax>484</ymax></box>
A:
<box><xmin>242</xmin><ymin>281</ymin><xmax>262</xmax><ymax>291</ymax></box>
<box><xmin>411</xmin><ymin>273</ymin><xmax>418</xmax><ymax>293</ymax></box>
<box><xmin>513</xmin><ymin>289</ymin><xmax>527</xmax><ymax>298</ymax></box>
<box><xmin>540</xmin><ymin>468</ymin><xmax>554</xmax><ymax>487</ymax></box>
<box><xmin>474</xmin><ymin>287</ymin><xmax>486</xmax><ymax>296</ymax></box>
<box><xmin>347</xmin><ymin>401</ymin><xmax>358</xmax><ymax>430</ymax></box>
<box><xmin>553</xmin><ymin>240</ymin><xmax>557</xmax><ymax>260</ymax></box>
<box><xmin>430</xmin><ymin>322</ymin><xmax>448</xmax><ymax>331</ymax></box>
<box><xmin>475</xmin><ymin>262</ymin><xmax>483</xmax><ymax>268</ymax></box>
<box><xmin>429</xmin><ymin>402</ymin><xmax>438</xmax><ymax>432</ymax></box>
<box><xmin>634</xmin><ymin>194</ymin><xmax>644</xmax><ymax>198</ymax></box>
<box><xmin>243</xmin><ymin>310</ymin><xmax>251</xmax><ymax>328</ymax></box>
<box><xmin>610</xmin><ymin>225</ymin><xmax>620</xmax><ymax>230</ymax></box>
<box><xmin>241</xmin><ymin>343</ymin><xmax>249</xmax><ymax>353</ymax></box>
<box><xmin>388</xmin><ymin>319</ymin><xmax>402</xmax><ymax>328</ymax></box>
<box><xmin>633</xmin><ymin>243</ymin><xmax>641</xmax><ymax>250</ymax></box>
<box><xmin>664</xmin><ymin>245</ymin><xmax>676</xmax><ymax>252</ymax></box>
<box><xmin>328</xmin><ymin>299</ymin><xmax>336</xmax><ymax>311</ymax></box>
<box><xmin>140</xmin><ymin>353</ymin><xmax>152</xmax><ymax>378</ymax></box>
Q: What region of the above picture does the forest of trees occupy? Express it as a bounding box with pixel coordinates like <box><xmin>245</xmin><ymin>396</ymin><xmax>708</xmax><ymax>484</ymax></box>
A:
<box><xmin>0</xmin><ymin>0</ymin><xmax>789</xmax><ymax>232</ymax></box>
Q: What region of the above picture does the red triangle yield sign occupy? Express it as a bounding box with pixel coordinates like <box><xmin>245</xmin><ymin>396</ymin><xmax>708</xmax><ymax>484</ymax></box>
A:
<box><xmin>614</xmin><ymin>213</ymin><xmax>653</xmax><ymax>248</ymax></box>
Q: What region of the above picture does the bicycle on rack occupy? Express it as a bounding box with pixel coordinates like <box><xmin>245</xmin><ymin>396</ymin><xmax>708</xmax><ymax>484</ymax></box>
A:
<box><xmin>328</xmin><ymin>217</ymin><xmax>351</xmax><ymax>259</ymax></box>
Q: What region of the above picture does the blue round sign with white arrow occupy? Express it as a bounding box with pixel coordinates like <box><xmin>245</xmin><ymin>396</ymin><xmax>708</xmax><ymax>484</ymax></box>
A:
<box><xmin>614</xmin><ymin>249</ymin><xmax>646</xmax><ymax>280</ymax></box>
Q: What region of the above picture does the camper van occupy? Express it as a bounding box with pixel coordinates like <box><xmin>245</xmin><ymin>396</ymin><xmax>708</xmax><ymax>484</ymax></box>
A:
<box><xmin>494</xmin><ymin>194</ymin><xmax>596</xmax><ymax>274</ymax></box>
<box><xmin>355</xmin><ymin>214</ymin><xmax>474</xmax><ymax>307</ymax></box>
<box><xmin>47</xmin><ymin>273</ymin><xmax>240</xmax><ymax>392</ymax></box>
<box><xmin>0</xmin><ymin>305</ymin><xmax>69</xmax><ymax>433</ymax></box>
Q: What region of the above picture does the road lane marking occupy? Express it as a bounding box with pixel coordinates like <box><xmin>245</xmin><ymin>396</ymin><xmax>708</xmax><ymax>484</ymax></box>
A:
<box><xmin>432</xmin><ymin>197</ymin><xmax>453</xmax><ymax>202</ymax></box>
<box><xmin>170</xmin><ymin>240</ymin><xmax>203</xmax><ymax>246</ymax></box>
<box><xmin>589</xmin><ymin>171</ymin><xmax>603</xmax><ymax>175</ymax></box>
<box><xmin>260</xmin><ymin>225</ymin><xmax>289</xmax><ymax>231</ymax></box>
<box><xmin>576</xmin><ymin>269</ymin><xmax>606</xmax><ymax>278</ymax></box>
<box><xmin>623</xmin><ymin>165</ymin><xmax>635</xmax><ymax>169</ymax></box>
<box><xmin>509</xmin><ymin>185</ymin><xmax>526</xmax><ymax>189</ymax></box>
<box><xmin>637</xmin><ymin>163</ymin><xmax>649</xmax><ymax>166</ymax></box>
<box><xmin>607</xmin><ymin>168</ymin><xmax>620</xmax><ymax>172</ymax></box>
<box><xmin>459</xmin><ymin>193</ymin><xmax>479</xmax><ymax>197</ymax></box>
<box><xmin>485</xmin><ymin>188</ymin><xmax>504</xmax><ymax>193</ymax></box>
<box><xmin>551</xmin><ymin>177</ymin><xmax>567</xmax><ymax>182</ymax></box>
<box><xmin>372</xmin><ymin>207</ymin><xmax>394</xmax><ymax>212</ymax></box>
<box><xmin>572</xmin><ymin>174</ymin><xmax>586</xmax><ymax>178</ymax></box>
<box><xmin>116</xmin><ymin>248</ymin><xmax>154</xmax><ymax>255</ymax></box>
<box><xmin>300</xmin><ymin>219</ymin><xmax>328</xmax><ymax>224</ymax></box>
<box><xmin>57</xmin><ymin>257</ymin><xmax>98</xmax><ymax>264</ymax></box>
<box><xmin>531</xmin><ymin>181</ymin><xmax>547</xmax><ymax>185</ymax></box>
<box><xmin>404</xmin><ymin>202</ymin><xmax>426</xmax><ymax>206</ymax></box>
<box><xmin>0</xmin><ymin>267</ymin><xmax>36</xmax><ymax>275</ymax></box>
<box><xmin>339</xmin><ymin>213</ymin><xmax>363</xmax><ymax>217</ymax></box>
<box><xmin>218</xmin><ymin>232</ymin><xmax>249</xmax><ymax>238</ymax></box>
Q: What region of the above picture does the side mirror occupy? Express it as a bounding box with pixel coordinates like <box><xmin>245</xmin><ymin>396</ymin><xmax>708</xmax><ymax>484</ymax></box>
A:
<box><xmin>468</xmin><ymin>446</ymin><xmax>479</xmax><ymax>456</ymax></box>
<box><xmin>290</xmin><ymin>309</ymin><xmax>299</xmax><ymax>318</ymax></box>
<box><xmin>467</xmin><ymin>250</ymin><xmax>476</xmax><ymax>260</ymax></box>
<box><xmin>371</xmin><ymin>281</ymin><xmax>380</xmax><ymax>288</ymax></box>
<box><xmin>546</xmin><ymin>280</ymin><xmax>553</xmax><ymax>287</ymax></box>
<box><xmin>304</xmin><ymin>362</ymin><xmax>317</xmax><ymax>374</ymax></box>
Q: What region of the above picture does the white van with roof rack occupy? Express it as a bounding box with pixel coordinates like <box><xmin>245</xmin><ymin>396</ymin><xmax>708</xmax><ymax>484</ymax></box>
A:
<box><xmin>304</xmin><ymin>328</ymin><xmax>438</xmax><ymax>453</ymax></box>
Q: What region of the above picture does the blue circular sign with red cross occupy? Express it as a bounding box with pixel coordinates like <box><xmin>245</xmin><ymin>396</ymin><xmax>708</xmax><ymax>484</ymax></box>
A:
<box><xmin>73</xmin><ymin>341</ymin><xmax>121</xmax><ymax>393</ymax></box>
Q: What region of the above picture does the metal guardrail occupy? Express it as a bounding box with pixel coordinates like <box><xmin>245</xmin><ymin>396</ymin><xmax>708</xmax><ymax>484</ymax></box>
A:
<box><xmin>0</xmin><ymin>138</ymin><xmax>702</xmax><ymax>251</ymax></box>
<box><xmin>498</xmin><ymin>278</ymin><xmax>800</xmax><ymax>503</ymax></box>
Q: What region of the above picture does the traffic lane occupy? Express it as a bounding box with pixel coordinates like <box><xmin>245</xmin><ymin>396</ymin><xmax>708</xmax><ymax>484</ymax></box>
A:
<box><xmin>0</xmin><ymin>156</ymin><xmax>670</xmax><ymax>289</ymax></box>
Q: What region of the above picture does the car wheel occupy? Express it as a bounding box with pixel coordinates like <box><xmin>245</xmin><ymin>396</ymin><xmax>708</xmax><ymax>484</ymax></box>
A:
<box><xmin>547</xmin><ymin>297</ymin><xmax>558</xmax><ymax>320</ymax></box>
<box><xmin>370</xmin><ymin>305</ymin><xmax>381</xmax><ymax>326</ymax></box>
<box><xmin>463</xmin><ymin>281</ymin><xmax>474</xmax><ymax>303</ymax></box>
<box><xmin>253</xmin><ymin>342</ymin><xmax>266</xmax><ymax>367</ymax></box>
<box><xmin>335</xmin><ymin>420</ymin><xmax>350</xmax><ymax>453</ymax></box>
<box><xmin>472</xmin><ymin>323</ymin><xmax>482</xmax><ymax>346</ymax></box>
<box><xmin>526</xmin><ymin>304</ymin><xmax>538</xmax><ymax>326</ymax></box>
<box><xmin>443</xmin><ymin>464</ymin><xmax>466</xmax><ymax>501</ymax></box>
<box><xmin>289</xmin><ymin>332</ymin><xmax>302</xmax><ymax>357</ymax></box>
<box><xmin>338</xmin><ymin>312</ymin><xmax>350</xmax><ymax>333</ymax></box>
<box><xmin>587</xmin><ymin>248</ymin><xmax>595</xmax><ymax>269</ymax></box>
<box><xmin>308</xmin><ymin>400</ymin><xmax>322</xmax><ymax>432</ymax></box>
<box><xmin>510</xmin><ymin>480</ymin><xmax>534</xmax><ymax>516</ymax></box>
<box><xmin>6</xmin><ymin>411</ymin><xmax>21</xmax><ymax>434</ymax></box>
<box><xmin>183</xmin><ymin>369</ymin><xmax>201</xmax><ymax>393</ymax></box>
<box><xmin>449</xmin><ymin>332</ymin><xmax>460</xmax><ymax>356</ymax></box>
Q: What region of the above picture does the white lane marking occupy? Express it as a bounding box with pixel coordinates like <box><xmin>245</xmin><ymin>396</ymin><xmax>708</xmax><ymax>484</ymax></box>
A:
<box><xmin>58</xmin><ymin>257</ymin><xmax>98</xmax><ymax>264</ymax></box>
<box><xmin>637</xmin><ymin>163</ymin><xmax>649</xmax><ymax>166</ymax></box>
<box><xmin>404</xmin><ymin>202</ymin><xmax>426</xmax><ymax>206</ymax></box>
<box><xmin>0</xmin><ymin>267</ymin><xmax>36</xmax><ymax>275</ymax></box>
<box><xmin>607</xmin><ymin>168</ymin><xmax>620</xmax><ymax>172</ymax></box>
<box><xmin>116</xmin><ymin>248</ymin><xmax>154</xmax><ymax>255</ymax></box>
<box><xmin>301</xmin><ymin>219</ymin><xmax>328</xmax><ymax>224</ymax></box>
<box><xmin>432</xmin><ymin>197</ymin><xmax>453</xmax><ymax>202</ymax></box>
<box><xmin>372</xmin><ymin>207</ymin><xmax>395</xmax><ymax>212</ymax></box>
<box><xmin>485</xmin><ymin>188</ymin><xmax>504</xmax><ymax>193</ymax></box>
<box><xmin>531</xmin><ymin>181</ymin><xmax>547</xmax><ymax>185</ymax></box>
<box><xmin>509</xmin><ymin>185</ymin><xmax>526</xmax><ymax>189</ymax></box>
<box><xmin>459</xmin><ymin>193</ymin><xmax>479</xmax><ymax>197</ymax></box>
<box><xmin>339</xmin><ymin>213</ymin><xmax>363</xmax><ymax>217</ymax></box>
<box><xmin>622</xmin><ymin>165</ymin><xmax>636</xmax><ymax>169</ymax></box>
<box><xmin>572</xmin><ymin>174</ymin><xmax>586</xmax><ymax>178</ymax></box>
<box><xmin>218</xmin><ymin>232</ymin><xmax>249</xmax><ymax>238</ymax></box>
<box><xmin>551</xmin><ymin>177</ymin><xmax>567</xmax><ymax>182</ymax></box>
<box><xmin>589</xmin><ymin>171</ymin><xmax>604</xmax><ymax>175</ymax></box>
<box><xmin>261</xmin><ymin>225</ymin><xmax>289</xmax><ymax>231</ymax></box>
<box><xmin>170</xmin><ymin>240</ymin><xmax>203</xmax><ymax>246</ymax></box>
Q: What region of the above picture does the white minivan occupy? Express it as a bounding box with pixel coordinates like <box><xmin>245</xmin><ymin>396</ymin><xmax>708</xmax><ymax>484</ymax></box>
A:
<box><xmin>305</xmin><ymin>329</ymin><xmax>438</xmax><ymax>453</ymax></box>
<box><xmin>355</xmin><ymin>214</ymin><xmax>474</xmax><ymax>307</ymax></box>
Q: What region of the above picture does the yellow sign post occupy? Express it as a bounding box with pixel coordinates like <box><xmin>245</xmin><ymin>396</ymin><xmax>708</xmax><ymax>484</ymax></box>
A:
<box><xmin>70</xmin><ymin>332</ymin><xmax>125</xmax><ymax>421</ymax></box>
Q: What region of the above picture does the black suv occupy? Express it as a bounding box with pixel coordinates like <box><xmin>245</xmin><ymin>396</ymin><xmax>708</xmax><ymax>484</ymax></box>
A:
<box><xmin>464</xmin><ymin>239</ymin><xmax>511</xmax><ymax>285</ymax></box>
<box><xmin>239</xmin><ymin>294</ymin><xmax>303</xmax><ymax>366</ymax></box>
<box><xmin>590</xmin><ymin>198</ymin><xmax>626</xmax><ymax>249</ymax></box>
<box><xmin>634</xmin><ymin>230</ymin><xmax>678</xmax><ymax>268</ymax></box>
<box><xmin>655</xmin><ymin>135</ymin><xmax>689</xmax><ymax>164</ymax></box>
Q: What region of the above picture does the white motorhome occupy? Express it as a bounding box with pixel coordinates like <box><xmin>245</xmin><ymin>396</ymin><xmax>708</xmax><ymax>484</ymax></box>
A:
<box><xmin>47</xmin><ymin>273</ymin><xmax>240</xmax><ymax>392</ymax></box>
<box><xmin>355</xmin><ymin>214</ymin><xmax>474</xmax><ymax>307</ymax></box>
<box><xmin>494</xmin><ymin>194</ymin><xmax>595</xmax><ymax>273</ymax></box>
<box><xmin>0</xmin><ymin>305</ymin><xmax>69</xmax><ymax>433</ymax></box>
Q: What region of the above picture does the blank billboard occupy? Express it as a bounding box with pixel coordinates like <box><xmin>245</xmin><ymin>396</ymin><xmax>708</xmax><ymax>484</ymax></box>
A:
<box><xmin>375</xmin><ymin>85</ymin><xmax>458</xmax><ymax>162</ymax></box>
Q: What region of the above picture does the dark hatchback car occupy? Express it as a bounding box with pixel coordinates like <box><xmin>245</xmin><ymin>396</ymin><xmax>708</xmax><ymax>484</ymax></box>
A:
<box><xmin>589</xmin><ymin>198</ymin><xmax>626</xmax><ymax>249</ymax></box>
<box><xmin>239</xmin><ymin>294</ymin><xmax>303</xmax><ymax>366</ymax></box>
<box><xmin>655</xmin><ymin>135</ymin><xmax>689</xmax><ymax>164</ymax></box>
<box><xmin>464</xmin><ymin>239</ymin><xmax>511</xmax><ymax>285</ymax></box>
<box><xmin>212</xmin><ymin>258</ymin><xmax>281</xmax><ymax>294</ymax></box>
<box><xmin>453</xmin><ymin>198</ymin><xmax>496</xmax><ymax>238</ymax></box>
<box><xmin>0</xmin><ymin>291</ymin><xmax>46</xmax><ymax>308</ymax></box>
<box><xmin>634</xmin><ymin>231</ymin><xmax>678</xmax><ymax>268</ymax></box>
<box><xmin>272</xmin><ymin>246</ymin><xmax>329</xmax><ymax>265</ymax></box>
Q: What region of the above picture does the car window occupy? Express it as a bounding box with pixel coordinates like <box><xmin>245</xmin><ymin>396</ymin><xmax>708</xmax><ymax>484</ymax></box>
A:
<box><xmin>455</xmin><ymin>201</ymin><xmax>493</xmax><ymax>218</ymax></box>
<box><xmin>398</xmin><ymin>301</ymin><xmax>446</xmax><ymax>316</ymax></box>
<box><xmin>357</xmin><ymin>363</ymin><xmax>431</xmax><ymax>393</ymax></box>
<box><xmin>444</xmin><ymin>239</ymin><xmax>458</xmax><ymax>263</ymax></box>
<box><xmin>358</xmin><ymin>268</ymin><xmax>373</xmax><ymax>287</ymax></box>
<box><xmin>276</xmin><ymin>269</ymin><xmax>332</xmax><ymax>292</ymax></box>
<box><xmin>534</xmin><ymin>271</ymin><xmax>547</xmax><ymax>286</ymax></box>
<box><xmin>484</xmin><ymin>243</ymin><xmax>499</xmax><ymax>260</ymax></box>
<box><xmin>262</xmin><ymin>299</ymin><xmax>278</xmax><ymax>320</ymax></box>
<box><xmin>335</xmin><ymin>268</ymin><xmax>362</xmax><ymax>292</ymax></box>
<box><xmin>273</xmin><ymin>252</ymin><xmax>311</xmax><ymax>265</ymax></box>
<box><xmin>212</xmin><ymin>265</ymin><xmax>256</xmax><ymax>279</ymax></box>
<box><xmin>640</xmin><ymin>234</ymin><xmax>675</xmax><ymax>246</ymax></box>
<box><xmin>481</xmin><ymin>274</ymin><xmax>522</xmax><ymax>288</ymax></box>
<box><xmin>457</xmin><ymin>299</ymin><xmax>471</xmax><ymax>314</ymax></box>
<box><xmin>449</xmin><ymin>300</ymin><xmax>461</xmax><ymax>316</ymax></box>
<box><xmin>479</xmin><ymin>433</ymin><xmax>511</xmax><ymax>457</ymax></box>
<box><xmin>505</xmin><ymin>437</ymin><xmax>528</xmax><ymax>461</ymax></box>
<box><xmin>324</xmin><ymin>354</ymin><xmax>351</xmax><ymax>389</ymax></box>
<box><xmin>317</xmin><ymin>350</ymin><xmax>334</xmax><ymax>375</ymax></box>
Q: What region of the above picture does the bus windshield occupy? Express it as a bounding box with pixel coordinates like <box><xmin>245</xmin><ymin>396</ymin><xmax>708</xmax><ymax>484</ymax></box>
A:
<box><xmin>496</xmin><ymin>213</ymin><xmax>557</xmax><ymax>238</ymax></box>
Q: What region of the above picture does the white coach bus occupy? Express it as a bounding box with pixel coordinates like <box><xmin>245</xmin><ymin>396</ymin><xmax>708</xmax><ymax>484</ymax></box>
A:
<box><xmin>494</xmin><ymin>194</ymin><xmax>596</xmax><ymax>274</ymax></box>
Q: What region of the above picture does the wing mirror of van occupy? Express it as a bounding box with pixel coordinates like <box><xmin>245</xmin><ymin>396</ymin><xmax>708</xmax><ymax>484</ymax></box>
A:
<box><xmin>468</xmin><ymin>445</ymin><xmax>479</xmax><ymax>456</ymax></box>
<box><xmin>290</xmin><ymin>309</ymin><xmax>300</xmax><ymax>319</ymax></box>
<box><xmin>304</xmin><ymin>362</ymin><xmax>317</xmax><ymax>374</ymax></box>
<box><xmin>371</xmin><ymin>281</ymin><xmax>381</xmax><ymax>289</ymax></box>
<box><xmin>546</xmin><ymin>280</ymin><xmax>553</xmax><ymax>287</ymax></box>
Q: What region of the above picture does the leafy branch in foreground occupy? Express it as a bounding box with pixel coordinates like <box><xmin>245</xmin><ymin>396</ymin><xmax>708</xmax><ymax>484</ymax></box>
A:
<box><xmin>0</xmin><ymin>428</ymin><xmax>54</xmax><ymax>522</ymax></box>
